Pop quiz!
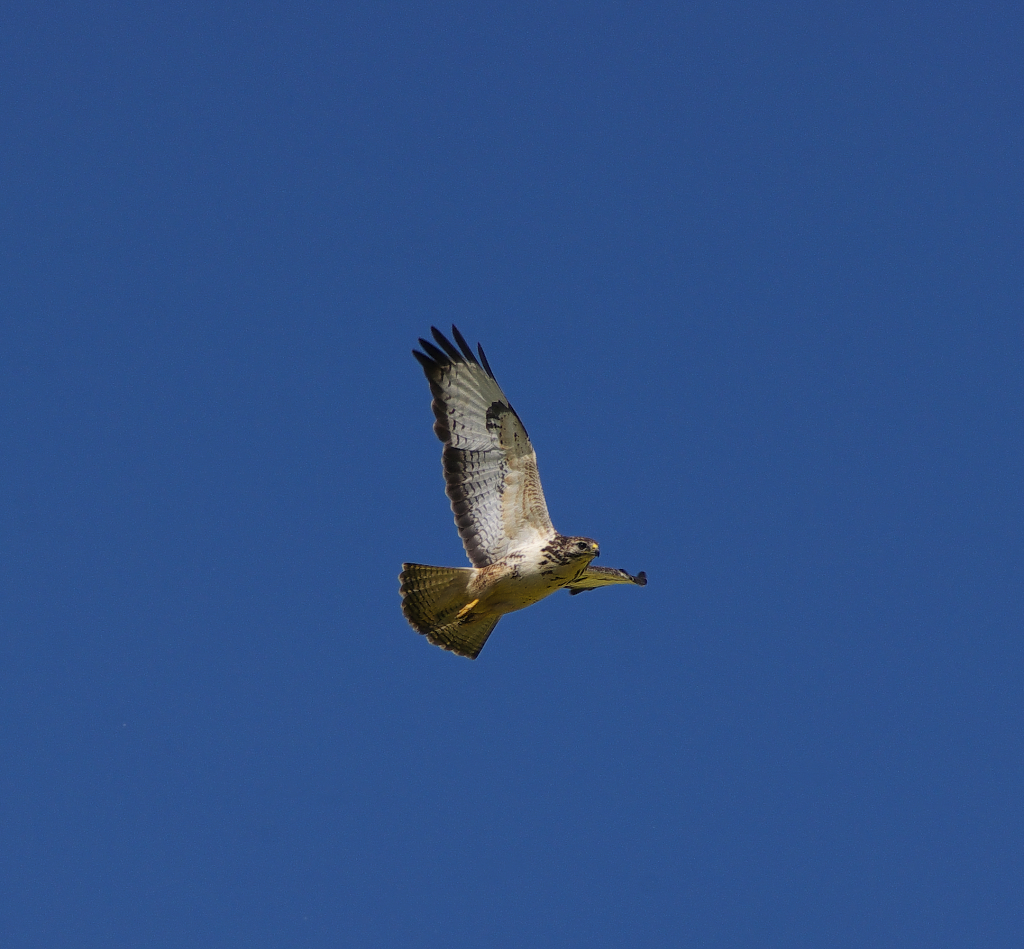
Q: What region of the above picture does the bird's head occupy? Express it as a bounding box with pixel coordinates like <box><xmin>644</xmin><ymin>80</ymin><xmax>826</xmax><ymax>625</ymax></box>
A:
<box><xmin>557</xmin><ymin>535</ymin><xmax>600</xmax><ymax>564</ymax></box>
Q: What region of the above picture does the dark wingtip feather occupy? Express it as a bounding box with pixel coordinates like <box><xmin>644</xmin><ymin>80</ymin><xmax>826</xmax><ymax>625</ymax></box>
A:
<box><xmin>635</xmin><ymin>571</ymin><xmax>647</xmax><ymax>586</ymax></box>
<box><xmin>477</xmin><ymin>343</ymin><xmax>494</xmax><ymax>378</ymax></box>
<box><xmin>449</xmin><ymin>325</ymin><xmax>479</xmax><ymax>366</ymax></box>
<box><xmin>412</xmin><ymin>348</ymin><xmax>434</xmax><ymax>371</ymax></box>
<box><xmin>430</xmin><ymin>326</ymin><xmax>465</xmax><ymax>364</ymax></box>
<box><xmin>415</xmin><ymin>327</ymin><xmax>489</xmax><ymax>375</ymax></box>
<box><xmin>418</xmin><ymin>338</ymin><xmax>449</xmax><ymax>365</ymax></box>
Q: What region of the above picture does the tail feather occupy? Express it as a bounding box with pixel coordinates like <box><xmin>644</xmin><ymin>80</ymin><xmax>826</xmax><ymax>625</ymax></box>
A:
<box><xmin>399</xmin><ymin>563</ymin><xmax>499</xmax><ymax>659</ymax></box>
<box><xmin>423</xmin><ymin>615</ymin><xmax>499</xmax><ymax>660</ymax></box>
<box><xmin>399</xmin><ymin>563</ymin><xmax>473</xmax><ymax>631</ymax></box>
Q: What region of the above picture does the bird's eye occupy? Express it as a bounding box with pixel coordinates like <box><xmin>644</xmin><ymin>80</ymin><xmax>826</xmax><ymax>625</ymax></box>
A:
<box><xmin>576</xmin><ymin>541</ymin><xmax>589</xmax><ymax>551</ymax></box>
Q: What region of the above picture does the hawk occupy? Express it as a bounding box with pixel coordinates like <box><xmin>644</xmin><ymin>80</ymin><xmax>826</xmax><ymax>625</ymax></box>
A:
<box><xmin>400</xmin><ymin>326</ymin><xmax>647</xmax><ymax>659</ymax></box>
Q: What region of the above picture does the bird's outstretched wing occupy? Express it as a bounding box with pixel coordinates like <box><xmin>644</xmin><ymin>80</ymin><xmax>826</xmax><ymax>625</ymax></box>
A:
<box><xmin>566</xmin><ymin>566</ymin><xmax>648</xmax><ymax>595</ymax></box>
<box><xmin>413</xmin><ymin>325</ymin><xmax>556</xmax><ymax>568</ymax></box>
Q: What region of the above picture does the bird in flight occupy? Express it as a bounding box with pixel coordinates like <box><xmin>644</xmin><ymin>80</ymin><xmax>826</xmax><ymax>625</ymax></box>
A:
<box><xmin>400</xmin><ymin>326</ymin><xmax>647</xmax><ymax>659</ymax></box>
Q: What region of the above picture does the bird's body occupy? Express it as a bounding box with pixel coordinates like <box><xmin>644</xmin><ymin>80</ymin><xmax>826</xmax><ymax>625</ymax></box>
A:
<box><xmin>400</xmin><ymin>326</ymin><xmax>646</xmax><ymax>658</ymax></box>
<box><xmin>469</xmin><ymin>534</ymin><xmax>602</xmax><ymax>614</ymax></box>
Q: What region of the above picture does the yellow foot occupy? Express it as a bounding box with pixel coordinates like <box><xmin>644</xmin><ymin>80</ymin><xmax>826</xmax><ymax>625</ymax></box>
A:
<box><xmin>456</xmin><ymin>599</ymin><xmax>480</xmax><ymax>620</ymax></box>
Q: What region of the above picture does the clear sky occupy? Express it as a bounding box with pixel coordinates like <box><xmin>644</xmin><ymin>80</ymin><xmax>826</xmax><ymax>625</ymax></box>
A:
<box><xmin>3</xmin><ymin>2</ymin><xmax>1022</xmax><ymax>946</ymax></box>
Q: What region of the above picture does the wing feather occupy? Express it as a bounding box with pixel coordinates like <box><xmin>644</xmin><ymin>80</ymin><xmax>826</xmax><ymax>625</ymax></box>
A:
<box><xmin>414</xmin><ymin>325</ymin><xmax>556</xmax><ymax>567</ymax></box>
<box><xmin>566</xmin><ymin>566</ymin><xmax>648</xmax><ymax>595</ymax></box>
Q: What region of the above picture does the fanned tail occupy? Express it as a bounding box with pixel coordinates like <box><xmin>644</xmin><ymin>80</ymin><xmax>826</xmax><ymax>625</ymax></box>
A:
<box><xmin>399</xmin><ymin>563</ymin><xmax>473</xmax><ymax>631</ymax></box>
<box><xmin>399</xmin><ymin>563</ymin><xmax>499</xmax><ymax>659</ymax></box>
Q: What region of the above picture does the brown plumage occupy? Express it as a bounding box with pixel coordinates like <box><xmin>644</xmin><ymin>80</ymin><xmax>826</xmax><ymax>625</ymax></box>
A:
<box><xmin>401</xmin><ymin>326</ymin><xmax>646</xmax><ymax>659</ymax></box>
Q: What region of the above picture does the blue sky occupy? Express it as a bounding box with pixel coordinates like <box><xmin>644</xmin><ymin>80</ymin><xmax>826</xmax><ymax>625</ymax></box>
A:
<box><xmin>3</xmin><ymin>2</ymin><xmax>1022</xmax><ymax>946</ymax></box>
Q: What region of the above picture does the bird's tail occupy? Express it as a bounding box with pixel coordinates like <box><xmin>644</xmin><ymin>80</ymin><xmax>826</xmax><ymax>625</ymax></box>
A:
<box><xmin>399</xmin><ymin>563</ymin><xmax>474</xmax><ymax>633</ymax></box>
<box><xmin>399</xmin><ymin>563</ymin><xmax>498</xmax><ymax>659</ymax></box>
